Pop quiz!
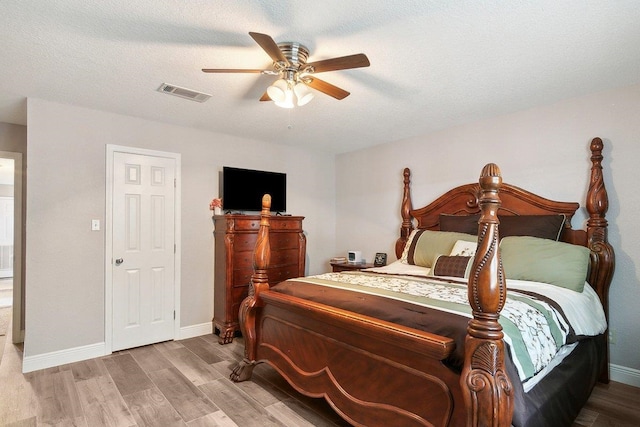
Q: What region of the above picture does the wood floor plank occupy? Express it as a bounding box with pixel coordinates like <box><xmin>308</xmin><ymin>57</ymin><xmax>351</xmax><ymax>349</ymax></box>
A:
<box><xmin>231</xmin><ymin>372</ymin><xmax>284</xmax><ymax>407</ymax></box>
<box><xmin>123</xmin><ymin>387</ymin><xmax>187</xmax><ymax>427</ymax></box>
<box><xmin>266</xmin><ymin>399</ymin><xmax>340</xmax><ymax>427</ymax></box>
<box><xmin>148</xmin><ymin>367</ymin><xmax>218</xmax><ymax>422</ymax></box>
<box><xmin>101</xmin><ymin>353</ymin><xmax>154</xmax><ymax>396</ymax></box>
<box><xmin>153</xmin><ymin>339</ymin><xmax>185</xmax><ymax>353</ymax></box>
<box><xmin>202</xmin><ymin>335</ymin><xmax>245</xmax><ymax>361</ymax></box>
<box><xmin>198</xmin><ymin>378</ymin><xmax>284</xmax><ymax>427</ymax></box>
<box><xmin>0</xmin><ymin>342</ymin><xmax>38</xmax><ymax>425</ymax></box>
<box><xmin>580</xmin><ymin>382</ymin><xmax>640</xmax><ymax>426</ymax></box>
<box><xmin>129</xmin><ymin>344</ymin><xmax>174</xmax><ymax>373</ymax></box>
<box><xmin>3</xmin><ymin>416</ymin><xmax>37</xmax><ymax>427</ymax></box>
<box><xmin>162</xmin><ymin>346</ymin><xmax>224</xmax><ymax>386</ymax></box>
<box><xmin>180</xmin><ymin>337</ymin><xmax>225</xmax><ymax>364</ymax></box>
<box><xmin>75</xmin><ymin>375</ymin><xmax>137</xmax><ymax>427</ymax></box>
<box><xmin>186</xmin><ymin>410</ymin><xmax>239</xmax><ymax>427</ymax></box>
<box><xmin>572</xmin><ymin>406</ymin><xmax>597</xmax><ymax>426</ymax></box>
<box><xmin>27</xmin><ymin>368</ymin><xmax>87</xmax><ymax>426</ymax></box>
<box><xmin>68</xmin><ymin>358</ymin><xmax>110</xmax><ymax>382</ymax></box>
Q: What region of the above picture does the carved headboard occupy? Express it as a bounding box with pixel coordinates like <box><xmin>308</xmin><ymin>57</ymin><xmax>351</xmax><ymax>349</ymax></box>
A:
<box><xmin>395</xmin><ymin>138</ymin><xmax>614</xmax><ymax>376</ymax></box>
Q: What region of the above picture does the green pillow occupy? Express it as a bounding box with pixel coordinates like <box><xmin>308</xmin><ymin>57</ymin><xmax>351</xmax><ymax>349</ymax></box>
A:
<box><xmin>500</xmin><ymin>236</ymin><xmax>590</xmax><ymax>292</ymax></box>
<box><xmin>407</xmin><ymin>230</ymin><xmax>477</xmax><ymax>268</ymax></box>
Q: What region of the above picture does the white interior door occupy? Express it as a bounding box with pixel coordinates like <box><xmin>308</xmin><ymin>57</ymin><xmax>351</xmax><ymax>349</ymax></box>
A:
<box><xmin>111</xmin><ymin>152</ymin><xmax>176</xmax><ymax>351</ymax></box>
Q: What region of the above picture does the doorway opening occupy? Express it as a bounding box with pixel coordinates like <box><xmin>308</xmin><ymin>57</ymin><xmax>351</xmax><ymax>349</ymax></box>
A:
<box><xmin>0</xmin><ymin>152</ymin><xmax>23</xmax><ymax>345</ymax></box>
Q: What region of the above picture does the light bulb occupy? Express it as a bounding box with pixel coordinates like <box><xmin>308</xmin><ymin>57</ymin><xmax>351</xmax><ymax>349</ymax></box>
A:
<box><xmin>274</xmin><ymin>85</ymin><xmax>295</xmax><ymax>108</ymax></box>
<box><xmin>294</xmin><ymin>82</ymin><xmax>314</xmax><ymax>106</ymax></box>
<box><xmin>267</xmin><ymin>79</ymin><xmax>288</xmax><ymax>103</ymax></box>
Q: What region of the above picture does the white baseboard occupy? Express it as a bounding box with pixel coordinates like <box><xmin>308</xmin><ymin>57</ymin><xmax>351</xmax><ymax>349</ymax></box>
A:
<box><xmin>610</xmin><ymin>363</ymin><xmax>640</xmax><ymax>388</ymax></box>
<box><xmin>22</xmin><ymin>342</ymin><xmax>106</xmax><ymax>373</ymax></box>
<box><xmin>21</xmin><ymin>324</ymin><xmax>213</xmax><ymax>373</ymax></box>
<box><xmin>178</xmin><ymin>322</ymin><xmax>212</xmax><ymax>340</ymax></box>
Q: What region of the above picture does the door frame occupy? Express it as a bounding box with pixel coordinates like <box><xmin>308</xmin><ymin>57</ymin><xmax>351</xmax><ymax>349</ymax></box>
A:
<box><xmin>0</xmin><ymin>151</ymin><xmax>24</xmax><ymax>343</ymax></box>
<box><xmin>105</xmin><ymin>145</ymin><xmax>181</xmax><ymax>354</ymax></box>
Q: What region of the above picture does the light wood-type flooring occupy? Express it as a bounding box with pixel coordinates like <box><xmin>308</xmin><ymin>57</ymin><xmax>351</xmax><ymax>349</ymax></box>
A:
<box><xmin>0</xmin><ymin>321</ymin><xmax>639</xmax><ymax>426</ymax></box>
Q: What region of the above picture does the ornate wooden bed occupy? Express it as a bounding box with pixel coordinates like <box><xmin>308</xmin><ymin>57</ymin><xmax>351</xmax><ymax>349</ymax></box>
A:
<box><xmin>230</xmin><ymin>138</ymin><xmax>614</xmax><ymax>427</ymax></box>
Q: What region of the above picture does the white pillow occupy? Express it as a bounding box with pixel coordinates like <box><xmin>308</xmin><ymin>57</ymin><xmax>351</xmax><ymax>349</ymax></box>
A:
<box><xmin>450</xmin><ymin>239</ymin><xmax>477</xmax><ymax>257</ymax></box>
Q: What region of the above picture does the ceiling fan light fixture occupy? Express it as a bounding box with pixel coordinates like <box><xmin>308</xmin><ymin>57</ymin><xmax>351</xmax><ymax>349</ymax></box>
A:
<box><xmin>274</xmin><ymin>86</ymin><xmax>295</xmax><ymax>109</ymax></box>
<box><xmin>267</xmin><ymin>78</ymin><xmax>288</xmax><ymax>103</ymax></box>
<box><xmin>294</xmin><ymin>82</ymin><xmax>314</xmax><ymax>106</ymax></box>
<box><xmin>203</xmin><ymin>32</ymin><xmax>370</xmax><ymax>106</ymax></box>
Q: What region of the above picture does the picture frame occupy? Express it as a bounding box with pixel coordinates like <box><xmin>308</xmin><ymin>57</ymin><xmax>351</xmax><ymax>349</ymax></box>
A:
<box><xmin>374</xmin><ymin>252</ymin><xmax>387</xmax><ymax>267</ymax></box>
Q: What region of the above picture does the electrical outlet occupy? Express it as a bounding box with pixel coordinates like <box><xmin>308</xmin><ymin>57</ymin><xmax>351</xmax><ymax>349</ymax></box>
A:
<box><xmin>608</xmin><ymin>328</ymin><xmax>616</xmax><ymax>345</ymax></box>
<box><xmin>91</xmin><ymin>219</ymin><xmax>100</xmax><ymax>231</ymax></box>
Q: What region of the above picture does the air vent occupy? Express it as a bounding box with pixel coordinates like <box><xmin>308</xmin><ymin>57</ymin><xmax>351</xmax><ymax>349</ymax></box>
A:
<box><xmin>158</xmin><ymin>83</ymin><xmax>211</xmax><ymax>102</ymax></box>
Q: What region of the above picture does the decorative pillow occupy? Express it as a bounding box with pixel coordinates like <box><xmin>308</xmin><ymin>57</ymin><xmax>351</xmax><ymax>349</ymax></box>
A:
<box><xmin>400</xmin><ymin>229</ymin><xmax>420</xmax><ymax>263</ymax></box>
<box><xmin>450</xmin><ymin>239</ymin><xmax>477</xmax><ymax>257</ymax></box>
<box><xmin>500</xmin><ymin>215</ymin><xmax>566</xmax><ymax>241</ymax></box>
<box><xmin>406</xmin><ymin>230</ymin><xmax>477</xmax><ymax>268</ymax></box>
<box><xmin>500</xmin><ymin>236</ymin><xmax>590</xmax><ymax>292</ymax></box>
<box><xmin>431</xmin><ymin>255</ymin><xmax>473</xmax><ymax>278</ymax></box>
<box><xmin>440</xmin><ymin>213</ymin><xmax>567</xmax><ymax>241</ymax></box>
<box><xmin>439</xmin><ymin>214</ymin><xmax>480</xmax><ymax>235</ymax></box>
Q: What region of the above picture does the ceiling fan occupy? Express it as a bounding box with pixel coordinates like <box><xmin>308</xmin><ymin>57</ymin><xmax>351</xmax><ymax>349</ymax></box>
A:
<box><xmin>202</xmin><ymin>32</ymin><xmax>370</xmax><ymax>108</ymax></box>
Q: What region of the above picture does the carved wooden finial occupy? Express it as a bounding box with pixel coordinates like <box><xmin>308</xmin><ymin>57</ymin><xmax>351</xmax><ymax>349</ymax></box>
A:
<box><xmin>587</xmin><ymin>137</ymin><xmax>608</xmax><ymax>229</ymax></box>
<box><xmin>396</xmin><ymin>168</ymin><xmax>415</xmax><ymax>259</ymax></box>
<box><xmin>251</xmin><ymin>194</ymin><xmax>272</xmax><ymax>296</ymax></box>
<box><xmin>460</xmin><ymin>163</ymin><xmax>513</xmax><ymax>427</ymax></box>
<box><xmin>585</xmin><ymin>138</ymin><xmax>615</xmax><ymax>382</ymax></box>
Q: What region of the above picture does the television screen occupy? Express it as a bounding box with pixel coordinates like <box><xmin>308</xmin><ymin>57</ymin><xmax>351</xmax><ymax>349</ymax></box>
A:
<box><xmin>222</xmin><ymin>167</ymin><xmax>286</xmax><ymax>212</ymax></box>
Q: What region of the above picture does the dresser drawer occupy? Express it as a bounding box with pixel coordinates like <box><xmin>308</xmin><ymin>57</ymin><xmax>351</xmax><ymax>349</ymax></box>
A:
<box><xmin>270</xmin><ymin>232</ymin><xmax>301</xmax><ymax>250</ymax></box>
<box><xmin>231</xmin><ymin>234</ymin><xmax>258</xmax><ymax>251</ymax></box>
<box><xmin>224</xmin><ymin>217</ymin><xmax>261</xmax><ymax>232</ymax></box>
<box><xmin>219</xmin><ymin>215</ymin><xmax>304</xmax><ymax>232</ymax></box>
<box><xmin>271</xmin><ymin>218</ymin><xmax>303</xmax><ymax>231</ymax></box>
<box><xmin>232</xmin><ymin>250</ymin><xmax>254</xmax><ymax>270</ymax></box>
<box><xmin>269</xmin><ymin>248</ymin><xmax>300</xmax><ymax>267</ymax></box>
<box><xmin>268</xmin><ymin>265</ymin><xmax>301</xmax><ymax>283</ymax></box>
<box><xmin>232</xmin><ymin>268</ymin><xmax>253</xmax><ymax>288</ymax></box>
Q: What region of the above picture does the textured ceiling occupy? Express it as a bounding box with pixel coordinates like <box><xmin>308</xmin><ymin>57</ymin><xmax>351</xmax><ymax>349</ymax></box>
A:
<box><xmin>1</xmin><ymin>1</ymin><xmax>639</xmax><ymax>153</ymax></box>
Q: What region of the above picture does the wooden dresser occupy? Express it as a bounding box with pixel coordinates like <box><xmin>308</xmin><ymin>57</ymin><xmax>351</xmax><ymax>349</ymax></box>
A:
<box><xmin>213</xmin><ymin>214</ymin><xmax>305</xmax><ymax>344</ymax></box>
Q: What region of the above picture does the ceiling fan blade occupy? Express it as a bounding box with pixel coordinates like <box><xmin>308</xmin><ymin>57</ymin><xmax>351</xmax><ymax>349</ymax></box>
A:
<box><xmin>305</xmin><ymin>53</ymin><xmax>370</xmax><ymax>73</ymax></box>
<box><xmin>202</xmin><ymin>68</ymin><xmax>265</xmax><ymax>73</ymax></box>
<box><xmin>305</xmin><ymin>77</ymin><xmax>350</xmax><ymax>100</ymax></box>
<box><xmin>259</xmin><ymin>92</ymin><xmax>271</xmax><ymax>101</ymax></box>
<box><xmin>249</xmin><ymin>32</ymin><xmax>289</xmax><ymax>65</ymax></box>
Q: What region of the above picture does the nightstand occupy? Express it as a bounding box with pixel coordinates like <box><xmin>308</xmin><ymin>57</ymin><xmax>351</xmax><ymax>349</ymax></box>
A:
<box><xmin>330</xmin><ymin>261</ymin><xmax>374</xmax><ymax>272</ymax></box>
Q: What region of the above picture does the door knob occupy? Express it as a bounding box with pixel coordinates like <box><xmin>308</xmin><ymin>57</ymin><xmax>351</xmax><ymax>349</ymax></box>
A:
<box><xmin>115</xmin><ymin>258</ymin><xmax>124</xmax><ymax>266</ymax></box>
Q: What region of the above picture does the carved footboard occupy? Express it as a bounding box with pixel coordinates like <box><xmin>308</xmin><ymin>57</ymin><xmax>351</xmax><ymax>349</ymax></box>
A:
<box><xmin>257</xmin><ymin>292</ymin><xmax>465</xmax><ymax>426</ymax></box>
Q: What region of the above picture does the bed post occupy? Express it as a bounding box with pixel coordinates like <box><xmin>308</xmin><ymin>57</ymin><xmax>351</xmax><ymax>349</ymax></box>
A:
<box><xmin>230</xmin><ymin>194</ymin><xmax>272</xmax><ymax>382</ymax></box>
<box><xmin>585</xmin><ymin>137</ymin><xmax>615</xmax><ymax>383</ymax></box>
<box><xmin>460</xmin><ymin>163</ymin><xmax>514</xmax><ymax>427</ymax></box>
<box><xmin>395</xmin><ymin>167</ymin><xmax>414</xmax><ymax>259</ymax></box>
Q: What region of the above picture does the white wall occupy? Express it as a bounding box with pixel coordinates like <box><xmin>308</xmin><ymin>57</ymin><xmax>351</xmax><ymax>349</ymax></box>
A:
<box><xmin>336</xmin><ymin>83</ymin><xmax>640</xmax><ymax>377</ymax></box>
<box><xmin>25</xmin><ymin>98</ymin><xmax>335</xmax><ymax>360</ymax></box>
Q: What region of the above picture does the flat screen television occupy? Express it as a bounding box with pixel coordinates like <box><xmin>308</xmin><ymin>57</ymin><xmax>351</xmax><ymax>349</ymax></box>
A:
<box><xmin>222</xmin><ymin>166</ymin><xmax>287</xmax><ymax>213</ymax></box>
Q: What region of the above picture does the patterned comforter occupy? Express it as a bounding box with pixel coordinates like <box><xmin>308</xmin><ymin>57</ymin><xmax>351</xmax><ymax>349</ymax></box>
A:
<box><xmin>273</xmin><ymin>267</ymin><xmax>606</xmax><ymax>382</ymax></box>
